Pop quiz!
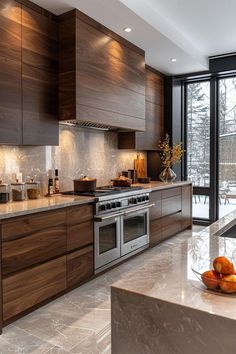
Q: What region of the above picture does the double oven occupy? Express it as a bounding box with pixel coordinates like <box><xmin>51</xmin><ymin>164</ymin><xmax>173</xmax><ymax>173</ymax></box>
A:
<box><xmin>94</xmin><ymin>190</ymin><xmax>153</xmax><ymax>273</ymax></box>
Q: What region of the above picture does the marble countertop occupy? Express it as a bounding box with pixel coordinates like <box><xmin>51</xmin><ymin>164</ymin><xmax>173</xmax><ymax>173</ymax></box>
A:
<box><xmin>0</xmin><ymin>195</ymin><xmax>95</xmax><ymax>220</ymax></box>
<box><xmin>112</xmin><ymin>209</ymin><xmax>236</xmax><ymax>321</ymax></box>
<box><xmin>0</xmin><ymin>180</ymin><xmax>191</xmax><ymax>220</ymax></box>
<box><xmin>134</xmin><ymin>180</ymin><xmax>191</xmax><ymax>191</ymax></box>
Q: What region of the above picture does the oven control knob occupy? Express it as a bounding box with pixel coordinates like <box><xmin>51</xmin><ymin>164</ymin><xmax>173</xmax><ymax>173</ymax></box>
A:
<box><xmin>99</xmin><ymin>204</ymin><xmax>106</xmax><ymax>211</ymax></box>
<box><xmin>116</xmin><ymin>201</ymin><xmax>121</xmax><ymax>207</ymax></box>
<box><xmin>106</xmin><ymin>203</ymin><xmax>111</xmax><ymax>209</ymax></box>
<box><xmin>137</xmin><ymin>197</ymin><xmax>142</xmax><ymax>203</ymax></box>
<box><xmin>145</xmin><ymin>195</ymin><xmax>149</xmax><ymax>201</ymax></box>
<box><xmin>130</xmin><ymin>197</ymin><xmax>137</xmax><ymax>204</ymax></box>
<box><xmin>111</xmin><ymin>202</ymin><xmax>116</xmax><ymax>208</ymax></box>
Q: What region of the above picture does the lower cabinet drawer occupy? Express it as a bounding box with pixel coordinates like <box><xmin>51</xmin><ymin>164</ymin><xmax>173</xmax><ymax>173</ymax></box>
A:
<box><xmin>161</xmin><ymin>212</ymin><xmax>182</xmax><ymax>240</ymax></box>
<box><xmin>67</xmin><ymin>246</ymin><xmax>94</xmax><ymax>288</ymax></box>
<box><xmin>2</xmin><ymin>225</ymin><xmax>67</xmax><ymax>275</ymax></box>
<box><xmin>3</xmin><ymin>256</ymin><xmax>67</xmax><ymax>321</ymax></box>
<box><xmin>67</xmin><ymin>221</ymin><xmax>94</xmax><ymax>251</ymax></box>
<box><xmin>162</xmin><ymin>195</ymin><xmax>182</xmax><ymax>217</ymax></box>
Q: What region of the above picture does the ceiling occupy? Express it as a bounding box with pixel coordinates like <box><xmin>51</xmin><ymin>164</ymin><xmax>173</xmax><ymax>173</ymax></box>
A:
<box><xmin>32</xmin><ymin>0</ymin><xmax>236</xmax><ymax>75</ymax></box>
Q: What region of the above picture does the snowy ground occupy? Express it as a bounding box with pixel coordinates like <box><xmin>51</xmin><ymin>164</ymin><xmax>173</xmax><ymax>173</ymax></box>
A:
<box><xmin>193</xmin><ymin>195</ymin><xmax>236</xmax><ymax>219</ymax></box>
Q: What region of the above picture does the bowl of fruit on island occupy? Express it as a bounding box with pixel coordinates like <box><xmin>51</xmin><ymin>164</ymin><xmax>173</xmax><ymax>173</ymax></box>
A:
<box><xmin>193</xmin><ymin>256</ymin><xmax>236</xmax><ymax>294</ymax></box>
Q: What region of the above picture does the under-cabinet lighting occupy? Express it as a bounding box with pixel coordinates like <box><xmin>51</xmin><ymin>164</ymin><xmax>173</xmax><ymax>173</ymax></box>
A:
<box><xmin>170</xmin><ymin>58</ymin><xmax>177</xmax><ymax>62</ymax></box>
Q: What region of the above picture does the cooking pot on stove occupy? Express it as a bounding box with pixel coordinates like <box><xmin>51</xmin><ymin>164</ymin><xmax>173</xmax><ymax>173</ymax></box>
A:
<box><xmin>73</xmin><ymin>176</ymin><xmax>97</xmax><ymax>193</ymax></box>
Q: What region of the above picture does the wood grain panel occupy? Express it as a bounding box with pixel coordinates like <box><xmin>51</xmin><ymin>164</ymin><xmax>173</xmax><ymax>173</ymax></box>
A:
<box><xmin>76</xmin><ymin>18</ymin><xmax>145</xmax><ymax>95</ymax></box>
<box><xmin>68</xmin><ymin>221</ymin><xmax>94</xmax><ymax>251</ymax></box>
<box><xmin>2</xmin><ymin>225</ymin><xmax>67</xmax><ymax>274</ymax></box>
<box><xmin>22</xmin><ymin>64</ymin><xmax>59</xmax><ymax>145</ymax></box>
<box><xmin>150</xmin><ymin>219</ymin><xmax>162</xmax><ymax>246</ymax></box>
<box><xmin>162</xmin><ymin>187</ymin><xmax>182</xmax><ymax>199</ymax></box>
<box><xmin>182</xmin><ymin>185</ymin><xmax>192</xmax><ymax>229</ymax></box>
<box><xmin>67</xmin><ymin>204</ymin><xmax>93</xmax><ymax>226</ymax></box>
<box><xmin>0</xmin><ymin>56</ymin><xmax>22</xmax><ymax>144</ymax></box>
<box><xmin>67</xmin><ymin>246</ymin><xmax>94</xmax><ymax>288</ymax></box>
<box><xmin>3</xmin><ymin>256</ymin><xmax>67</xmax><ymax>321</ymax></box>
<box><xmin>162</xmin><ymin>195</ymin><xmax>182</xmax><ymax>217</ymax></box>
<box><xmin>59</xmin><ymin>10</ymin><xmax>145</xmax><ymax>131</ymax></box>
<box><xmin>161</xmin><ymin>212</ymin><xmax>182</xmax><ymax>241</ymax></box>
<box><xmin>118</xmin><ymin>66</ymin><xmax>164</xmax><ymax>150</ymax></box>
<box><xmin>22</xmin><ymin>6</ymin><xmax>58</xmax><ymax>72</ymax></box>
<box><xmin>2</xmin><ymin>209</ymin><xmax>66</xmax><ymax>240</ymax></box>
<box><xmin>0</xmin><ymin>0</ymin><xmax>21</xmax><ymax>61</ymax></box>
<box><xmin>146</xmin><ymin>69</ymin><xmax>164</xmax><ymax>106</ymax></box>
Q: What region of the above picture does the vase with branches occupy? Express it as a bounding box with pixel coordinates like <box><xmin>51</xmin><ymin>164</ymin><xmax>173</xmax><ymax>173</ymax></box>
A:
<box><xmin>158</xmin><ymin>134</ymin><xmax>184</xmax><ymax>182</ymax></box>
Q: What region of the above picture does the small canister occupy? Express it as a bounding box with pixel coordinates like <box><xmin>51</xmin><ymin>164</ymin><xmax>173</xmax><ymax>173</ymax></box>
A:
<box><xmin>26</xmin><ymin>180</ymin><xmax>40</xmax><ymax>199</ymax></box>
<box><xmin>0</xmin><ymin>181</ymin><xmax>10</xmax><ymax>203</ymax></box>
<box><xmin>11</xmin><ymin>182</ymin><xmax>26</xmax><ymax>201</ymax></box>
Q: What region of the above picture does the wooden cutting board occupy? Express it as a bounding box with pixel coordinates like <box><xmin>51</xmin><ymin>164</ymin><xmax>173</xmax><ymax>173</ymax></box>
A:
<box><xmin>134</xmin><ymin>155</ymin><xmax>146</xmax><ymax>178</ymax></box>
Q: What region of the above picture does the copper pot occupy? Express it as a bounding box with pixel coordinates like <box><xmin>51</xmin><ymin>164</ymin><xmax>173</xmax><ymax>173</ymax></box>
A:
<box><xmin>73</xmin><ymin>176</ymin><xmax>97</xmax><ymax>193</ymax></box>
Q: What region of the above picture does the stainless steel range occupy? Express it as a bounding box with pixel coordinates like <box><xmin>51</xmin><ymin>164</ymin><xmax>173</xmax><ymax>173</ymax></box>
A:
<box><xmin>92</xmin><ymin>186</ymin><xmax>154</xmax><ymax>273</ymax></box>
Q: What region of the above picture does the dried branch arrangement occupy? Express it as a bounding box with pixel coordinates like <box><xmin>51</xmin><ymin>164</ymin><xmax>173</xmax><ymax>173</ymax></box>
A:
<box><xmin>159</xmin><ymin>134</ymin><xmax>184</xmax><ymax>168</ymax></box>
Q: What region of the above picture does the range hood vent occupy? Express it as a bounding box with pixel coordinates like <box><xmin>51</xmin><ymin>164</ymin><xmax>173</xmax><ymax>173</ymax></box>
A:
<box><xmin>60</xmin><ymin>120</ymin><xmax>118</xmax><ymax>131</ymax></box>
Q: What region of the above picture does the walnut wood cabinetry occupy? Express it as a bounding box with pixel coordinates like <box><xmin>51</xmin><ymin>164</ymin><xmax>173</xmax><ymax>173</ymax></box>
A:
<box><xmin>0</xmin><ymin>1</ymin><xmax>22</xmax><ymax>144</ymax></box>
<box><xmin>150</xmin><ymin>184</ymin><xmax>192</xmax><ymax>246</ymax></box>
<box><xmin>0</xmin><ymin>203</ymin><xmax>94</xmax><ymax>325</ymax></box>
<box><xmin>0</xmin><ymin>0</ymin><xmax>58</xmax><ymax>145</ymax></box>
<box><xmin>118</xmin><ymin>66</ymin><xmax>164</xmax><ymax>150</ymax></box>
<box><xmin>59</xmin><ymin>10</ymin><xmax>145</xmax><ymax>131</ymax></box>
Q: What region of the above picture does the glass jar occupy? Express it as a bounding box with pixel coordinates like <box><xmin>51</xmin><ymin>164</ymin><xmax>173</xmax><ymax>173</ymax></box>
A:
<box><xmin>11</xmin><ymin>182</ymin><xmax>26</xmax><ymax>201</ymax></box>
<box><xmin>0</xmin><ymin>181</ymin><xmax>10</xmax><ymax>203</ymax></box>
<box><xmin>26</xmin><ymin>181</ymin><xmax>40</xmax><ymax>199</ymax></box>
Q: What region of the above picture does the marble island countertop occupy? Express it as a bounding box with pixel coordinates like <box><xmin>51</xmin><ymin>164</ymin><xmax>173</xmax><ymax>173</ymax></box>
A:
<box><xmin>0</xmin><ymin>194</ymin><xmax>95</xmax><ymax>220</ymax></box>
<box><xmin>112</xmin><ymin>209</ymin><xmax>236</xmax><ymax>322</ymax></box>
<box><xmin>111</xmin><ymin>212</ymin><xmax>236</xmax><ymax>354</ymax></box>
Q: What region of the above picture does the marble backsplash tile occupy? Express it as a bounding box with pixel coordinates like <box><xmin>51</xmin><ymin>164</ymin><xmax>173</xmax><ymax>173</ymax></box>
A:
<box><xmin>0</xmin><ymin>125</ymin><xmax>146</xmax><ymax>193</ymax></box>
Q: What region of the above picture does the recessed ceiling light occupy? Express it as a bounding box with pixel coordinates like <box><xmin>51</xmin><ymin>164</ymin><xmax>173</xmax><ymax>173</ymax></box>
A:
<box><xmin>123</xmin><ymin>27</ymin><xmax>132</xmax><ymax>33</ymax></box>
<box><xmin>170</xmin><ymin>58</ymin><xmax>177</xmax><ymax>62</ymax></box>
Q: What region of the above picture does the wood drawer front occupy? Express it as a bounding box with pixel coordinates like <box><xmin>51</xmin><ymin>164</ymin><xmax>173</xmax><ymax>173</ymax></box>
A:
<box><xmin>150</xmin><ymin>219</ymin><xmax>162</xmax><ymax>247</ymax></box>
<box><xmin>3</xmin><ymin>256</ymin><xmax>66</xmax><ymax>321</ymax></box>
<box><xmin>150</xmin><ymin>190</ymin><xmax>162</xmax><ymax>202</ymax></box>
<box><xmin>2</xmin><ymin>225</ymin><xmax>67</xmax><ymax>275</ymax></box>
<box><xmin>2</xmin><ymin>209</ymin><xmax>66</xmax><ymax>240</ymax></box>
<box><xmin>162</xmin><ymin>187</ymin><xmax>181</xmax><ymax>199</ymax></box>
<box><xmin>67</xmin><ymin>204</ymin><xmax>93</xmax><ymax>225</ymax></box>
<box><xmin>67</xmin><ymin>221</ymin><xmax>93</xmax><ymax>251</ymax></box>
<box><xmin>67</xmin><ymin>246</ymin><xmax>94</xmax><ymax>288</ymax></box>
<box><xmin>162</xmin><ymin>195</ymin><xmax>182</xmax><ymax>217</ymax></box>
<box><xmin>150</xmin><ymin>200</ymin><xmax>162</xmax><ymax>221</ymax></box>
<box><xmin>161</xmin><ymin>212</ymin><xmax>182</xmax><ymax>241</ymax></box>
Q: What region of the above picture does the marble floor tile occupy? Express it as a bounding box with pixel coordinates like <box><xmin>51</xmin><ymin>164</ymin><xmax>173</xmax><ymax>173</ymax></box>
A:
<box><xmin>0</xmin><ymin>226</ymin><xmax>203</xmax><ymax>354</ymax></box>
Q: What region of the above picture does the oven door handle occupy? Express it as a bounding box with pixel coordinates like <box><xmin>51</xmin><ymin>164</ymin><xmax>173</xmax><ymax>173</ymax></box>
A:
<box><xmin>124</xmin><ymin>203</ymin><xmax>155</xmax><ymax>215</ymax></box>
<box><xmin>94</xmin><ymin>212</ymin><xmax>124</xmax><ymax>222</ymax></box>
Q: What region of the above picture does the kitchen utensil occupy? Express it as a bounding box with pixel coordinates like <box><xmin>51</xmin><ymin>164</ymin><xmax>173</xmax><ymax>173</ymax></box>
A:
<box><xmin>137</xmin><ymin>177</ymin><xmax>151</xmax><ymax>184</ymax></box>
<box><xmin>73</xmin><ymin>176</ymin><xmax>97</xmax><ymax>192</ymax></box>
<box><xmin>112</xmin><ymin>177</ymin><xmax>132</xmax><ymax>187</ymax></box>
<box><xmin>128</xmin><ymin>169</ymin><xmax>137</xmax><ymax>183</ymax></box>
<box><xmin>134</xmin><ymin>154</ymin><xmax>146</xmax><ymax>178</ymax></box>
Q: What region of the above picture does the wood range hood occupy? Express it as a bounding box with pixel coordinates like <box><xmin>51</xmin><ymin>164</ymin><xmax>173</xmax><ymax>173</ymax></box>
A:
<box><xmin>58</xmin><ymin>9</ymin><xmax>146</xmax><ymax>132</ymax></box>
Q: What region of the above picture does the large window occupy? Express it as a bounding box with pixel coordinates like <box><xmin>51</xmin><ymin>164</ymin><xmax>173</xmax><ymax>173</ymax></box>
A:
<box><xmin>186</xmin><ymin>81</ymin><xmax>210</xmax><ymax>220</ymax></box>
<box><xmin>219</xmin><ymin>77</ymin><xmax>236</xmax><ymax>217</ymax></box>
<box><xmin>186</xmin><ymin>81</ymin><xmax>210</xmax><ymax>187</ymax></box>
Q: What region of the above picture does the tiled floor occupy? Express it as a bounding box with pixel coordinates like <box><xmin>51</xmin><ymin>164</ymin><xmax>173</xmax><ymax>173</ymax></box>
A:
<box><xmin>0</xmin><ymin>226</ymin><xmax>203</xmax><ymax>354</ymax></box>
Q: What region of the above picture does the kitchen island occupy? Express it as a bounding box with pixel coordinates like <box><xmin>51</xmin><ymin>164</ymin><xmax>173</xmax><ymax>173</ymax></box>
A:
<box><xmin>111</xmin><ymin>210</ymin><xmax>236</xmax><ymax>354</ymax></box>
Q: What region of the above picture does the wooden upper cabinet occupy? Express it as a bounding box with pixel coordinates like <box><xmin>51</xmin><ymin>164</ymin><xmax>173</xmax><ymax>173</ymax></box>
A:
<box><xmin>22</xmin><ymin>6</ymin><xmax>59</xmax><ymax>145</ymax></box>
<box><xmin>0</xmin><ymin>0</ymin><xmax>22</xmax><ymax>145</ymax></box>
<box><xmin>59</xmin><ymin>10</ymin><xmax>146</xmax><ymax>131</ymax></box>
<box><xmin>0</xmin><ymin>0</ymin><xmax>21</xmax><ymax>62</ymax></box>
<box><xmin>118</xmin><ymin>66</ymin><xmax>164</xmax><ymax>150</ymax></box>
<box><xmin>22</xmin><ymin>6</ymin><xmax>58</xmax><ymax>73</ymax></box>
